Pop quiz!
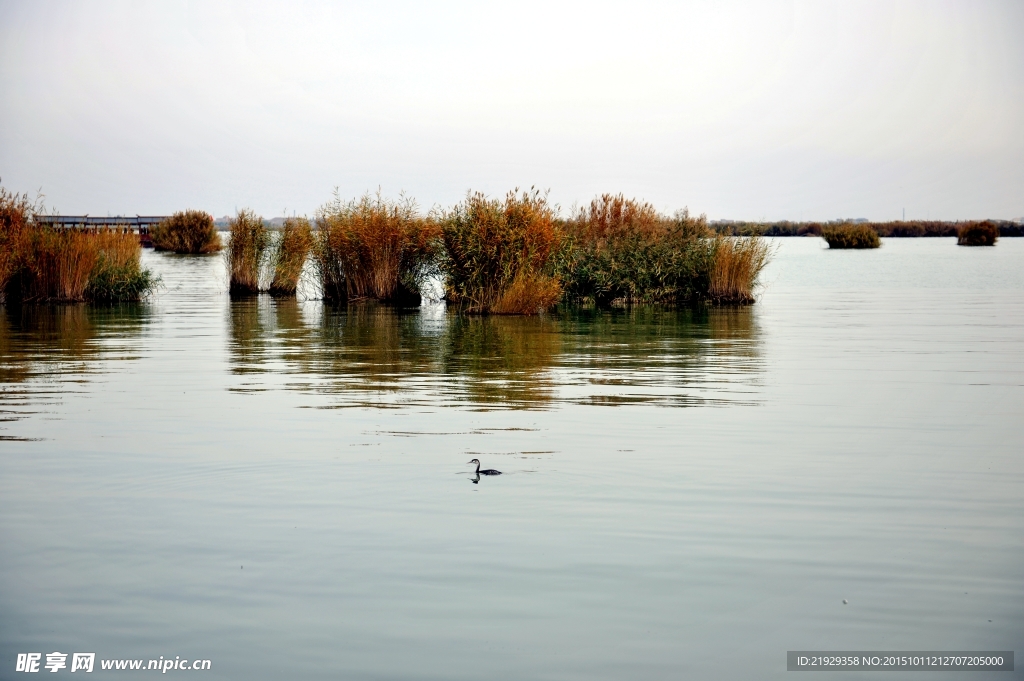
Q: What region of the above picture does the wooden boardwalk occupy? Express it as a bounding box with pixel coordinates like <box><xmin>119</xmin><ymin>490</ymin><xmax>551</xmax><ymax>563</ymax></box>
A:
<box><xmin>33</xmin><ymin>215</ymin><xmax>170</xmax><ymax>246</ymax></box>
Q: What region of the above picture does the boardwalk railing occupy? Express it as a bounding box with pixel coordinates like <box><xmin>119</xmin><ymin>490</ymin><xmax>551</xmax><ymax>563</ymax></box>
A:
<box><xmin>33</xmin><ymin>215</ymin><xmax>170</xmax><ymax>246</ymax></box>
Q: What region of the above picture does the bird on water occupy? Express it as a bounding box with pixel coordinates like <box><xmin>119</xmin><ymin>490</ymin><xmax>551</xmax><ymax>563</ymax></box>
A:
<box><xmin>468</xmin><ymin>458</ymin><xmax>502</xmax><ymax>476</ymax></box>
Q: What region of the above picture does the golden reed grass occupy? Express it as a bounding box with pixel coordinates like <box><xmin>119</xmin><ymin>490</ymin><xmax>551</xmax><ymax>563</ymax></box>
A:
<box><xmin>227</xmin><ymin>209</ymin><xmax>270</xmax><ymax>296</ymax></box>
<box><xmin>439</xmin><ymin>188</ymin><xmax>561</xmax><ymax>314</ymax></box>
<box><xmin>151</xmin><ymin>210</ymin><xmax>222</xmax><ymax>253</ymax></box>
<box><xmin>557</xmin><ymin>195</ymin><xmax>710</xmax><ymax>305</ymax></box>
<box><xmin>313</xmin><ymin>191</ymin><xmax>439</xmax><ymax>303</ymax></box>
<box><xmin>269</xmin><ymin>217</ymin><xmax>312</xmax><ymax>296</ymax></box>
<box><xmin>3</xmin><ymin>182</ymin><xmax>154</xmax><ymax>303</ymax></box>
<box><xmin>21</xmin><ymin>228</ymin><xmax>99</xmax><ymax>302</ymax></box>
<box><xmin>0</xmin><ymin>185</ymin><xmax>36</xmax><ymax>299</ymax></box>
<box><xmin>707</xmin><ymin>236</ymin><xmax>771</xmax><ymax>305</ymax></box>
<box><xmin>86</xmin><ymin>229</ymin><xmax>155</xmax><ymax>302</ymax></box>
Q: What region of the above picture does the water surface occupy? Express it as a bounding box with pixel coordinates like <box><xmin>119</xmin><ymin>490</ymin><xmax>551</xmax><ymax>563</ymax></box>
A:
<box><xmin>1</xmin><ymin>238</ymin><xmax>1022</xmax><ymax>679</ymax></box>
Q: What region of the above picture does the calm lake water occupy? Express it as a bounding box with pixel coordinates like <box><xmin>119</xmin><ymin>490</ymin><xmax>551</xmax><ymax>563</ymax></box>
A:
<box><xmin>1</xmin><ymin>238</ymin><xmax>1022</xmax><ymax>679</ymax></box>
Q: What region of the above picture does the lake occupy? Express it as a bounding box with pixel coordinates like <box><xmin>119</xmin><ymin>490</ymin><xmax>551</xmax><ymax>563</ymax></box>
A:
<box><xmin>1</xmin><ymin>237</ymin><xmax>1021</xmax><ymax>679</ymax></box>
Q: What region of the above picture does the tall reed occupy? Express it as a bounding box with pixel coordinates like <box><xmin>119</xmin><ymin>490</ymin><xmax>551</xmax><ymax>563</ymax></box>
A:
<box><xmin>18</xmin><ymin>228</ymin><xmax>100</xmax><ymax>302</ymax></box>
<box><xmin>957</xmin><ymin>221</ymin><xmax>999</xmax><ymax>246</ymax></box>
<box><xmin>86</xmin><ymin>229</ymin><xmax>157</xmax><ymax>302</ymax></box>
<box><xmin>438</xmin><ymin>188</ymin><xmax>561</xmax><ymax>314</ymax></box>
<box><xmin>11</xmin><ymin>227</ymin><xmax>157</xmax><ymax>303</ymax></box>
<box><xmin>312</xmin><ymin>191</ymin><xmax>439</xmax><ymax>304</ymax></box>
<box><xmin>706</xmin><ymin>236</ymin><xmax>771</xmax><ymax>305</ymax></box>
<box><xmin>151</xmin><ymin>210</ymin><xmax>222</xmax><ymax>253</ymax></box>
<box><xmin>0</xmin><ymin>185</ymin><xmax>37</xmax><ymax>300</ymax></box>
<box><xmin>227</xmin><ymin>209</ymin><xmax>270</xmax><ymax>296</ymax></box>
<box><xmin>268</xmin><ymin>217</ymin><xmax>312</xmax><ymax>296</ymax></box>
<box><xmin>556</xmin><ymin>195</ymin><xmax>709</xmax><ymax>305</ymax></box>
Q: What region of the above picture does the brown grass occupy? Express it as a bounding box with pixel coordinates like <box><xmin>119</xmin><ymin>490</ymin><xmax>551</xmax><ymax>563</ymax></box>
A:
<box><xmin>822</xmin><ymin>224</ymin><xmax>881</xmax><ymax>249</ymax></box>
<box><xmin>13</xmin><ymin>227</ymin><xmax>154</xmax><ymax>303</ymax></box>
<box><xmin>570</xmin><ymin>193</ymin><xmax>665</xmax><ymax>243</ymax></box>
<box><xmin>86</xmin><ymin>229</ymin><xmax>155</xmax><ymax>302</ymax></box>
<box><xmin>92</xmin><ymin>229</ymin><xmax>141</xmax><ymax>270</ymax></box>
<box><xmin>492</xmin><ymin>273</ymin><xmax>563</xmax><ymax>314</ymax></box>
<box><xmin>227</xmin><ymin>209</ymin><xmax>270</xmax><ymax>296</ymax></box>
<box><xmin>0</xmin><ymin>185</ymin><xmax>39</xmax><ymax>299</ymax></box>
<box><xmin>439</xmin><ymin>188</ymin><xmax>561</xmax><ymax>314</ymax></box>
<box><xmin>313</xmin><ymin>191</ymin><xmax>440</xmax><ymax>303</ymax></box>
<box><xmin>19</xmin><ymin>228</ymin><xmax>100</xmax><ymax>302</ymax></box>
<box><xmin>2</xmin><ymin>182</ymin><xmax>154</xmax><ymax>304</ymax></box>
<box><xmin>707</xmin><ymin>236</ymin><xmax>771</xmax><ymax>305</ymax></box>
<box><xmin>269</xmin><ymin>217</ymin><xmax>312</xmax><ymax>296</ymax></box>
<box><xmin>557</xmin><ymin>195</ymin><xmax>710</xmax><ymax>305</ymax></box>
<box><xmin>151</xmin><ymin>210</ymin><xmax>222</xmax><ymax>253</ymax></box>
<box><xmin>957</xmin><ymin>221</ymin><xmax>999</xmax><ymax>246</ymax></box>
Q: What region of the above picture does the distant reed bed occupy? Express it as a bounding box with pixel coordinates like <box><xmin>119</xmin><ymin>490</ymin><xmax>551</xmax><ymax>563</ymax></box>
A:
<box><xmin>312</xmin><ymin>191</ymin><xmax>439</xmax><ymax>304</ymax></box>
<box><xmin>151</xmin><ymin>210</ymin><xmax>222</xmax><ymax>253</ymax></box>
<box><xmin>822</xmin><ymin>224</ymin><xmax>881</xmax><ymax>249</ymax></box>
<box><xmin>957</xmin><ymin>221</ymin><xmax>999</xmax><ymax>246</ymax></box>
<box><xmin>715</xmin><ymin>219</ymin><xmax>1023</xmax><ymax>238</ymax></box>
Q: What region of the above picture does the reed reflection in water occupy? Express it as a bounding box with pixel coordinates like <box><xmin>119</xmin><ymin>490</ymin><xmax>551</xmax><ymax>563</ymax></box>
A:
<box><xmin>227</xmin><ymin>299</ymin><xmax>763</xmax><ymax>409</ymax></box>
<box><xmin>0</xmin><ymin>304</ymin><xmax>150</xmax><ymax>438</ymax></box>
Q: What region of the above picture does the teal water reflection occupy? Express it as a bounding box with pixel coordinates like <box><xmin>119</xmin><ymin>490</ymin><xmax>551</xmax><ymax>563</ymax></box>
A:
<box><xmin>226</xmin><ymin>301</ymin><xmax>762</xmax><ymax>409</ymax></box>
<box><xmin>0</xmin><ymin>304</ymin><xmax>150</xmax><ymax>439</ymax></box>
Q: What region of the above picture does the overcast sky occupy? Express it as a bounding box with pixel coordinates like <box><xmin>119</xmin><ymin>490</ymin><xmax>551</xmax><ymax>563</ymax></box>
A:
<box><xmin>1</xmin><ymin>0</ymin><xmax>1021</xmax><ymax>220</ymax></box>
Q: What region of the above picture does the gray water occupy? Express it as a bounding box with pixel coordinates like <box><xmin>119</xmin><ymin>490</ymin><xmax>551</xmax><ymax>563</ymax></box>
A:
<box><xmin>1</xmin><ymin>238</ymin><xmax>1022</xmax><ymax>679</ymax></box>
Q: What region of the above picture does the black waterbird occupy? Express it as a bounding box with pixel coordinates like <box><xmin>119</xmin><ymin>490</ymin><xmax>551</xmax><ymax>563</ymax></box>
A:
<box><xmin>468</xmin><ymin>458</ymin><xmax>502</xmax><ymax>476</ymax></box>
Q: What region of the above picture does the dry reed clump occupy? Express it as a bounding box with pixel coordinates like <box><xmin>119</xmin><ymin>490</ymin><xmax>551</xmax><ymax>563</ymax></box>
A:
<box><xmin>227</xmin><ymin>209</ymin><xmax>270</xmax><ymax>296</ymax></box>
<box><xmin>822</xmin><ymin>224</ymin><xmax>881</xmax><ymax>249</ymax></box>
<box><xmin>2</xmin><ymin>181</ymin><xmax>154</xmax><ymax>304</ymax></box>
<box><xmin>957</xmin><ymin>221</ymin><xmax>999</xmax><ymax>246</ymax></box>
<box><xmin>556</xmin><ymin>195</ymin><xmax>710</xmax><ymax>305</ymax></box>
<box><xmin>312</xmin><ymin>191</ymin><xmax>440</xmax><ymax>304</ymax></box>
<box><xmin>151</xmin><ymin>210</ymin><xmax>222</xmax><ymax>253</ymax></box>
<box><xmin>706</xmin><ymin>236</ymin><xmax>771</xmax><ymax>305</ymax></box>
<box><xmin>439</xmin><ymin>188</ymin><xmax>561</xmax><ymax>314</ymax></box>
<box><xmin>17</xmin><ymin>228</ymin><xmax>99</xmax><ymax>302</ymax></box>
<box><xmin>268</xmin><ymin>217</ymin><xmax>312</xmax><ymax>296</ymax></box>
<box><xmin>85</xmin><ymin>229</ymin><xmax>157</xmax><ymax>302</ymax></box>
<box><xmin>7</xmin><ymin>227</ymin><xmax>155</xmax><ymax>303</ymax></box>
<box><xmin>0</xmin><ymin>185</ymin><xmax>38</xmax><ymax>300</ymax></box>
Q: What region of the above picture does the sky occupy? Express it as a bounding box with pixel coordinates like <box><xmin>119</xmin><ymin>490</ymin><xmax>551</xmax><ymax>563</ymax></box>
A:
<box><xmin>1</xmin><ymin>0</ymin><xmax>1022</xmax><ymax>221</ymax></box>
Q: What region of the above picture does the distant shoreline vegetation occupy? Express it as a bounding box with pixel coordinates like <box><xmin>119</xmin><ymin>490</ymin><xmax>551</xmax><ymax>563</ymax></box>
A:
<box><xmin>712</xmin><ymin>219</ymin><xmax>1023</xmax><ymax>238</ymax></box>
